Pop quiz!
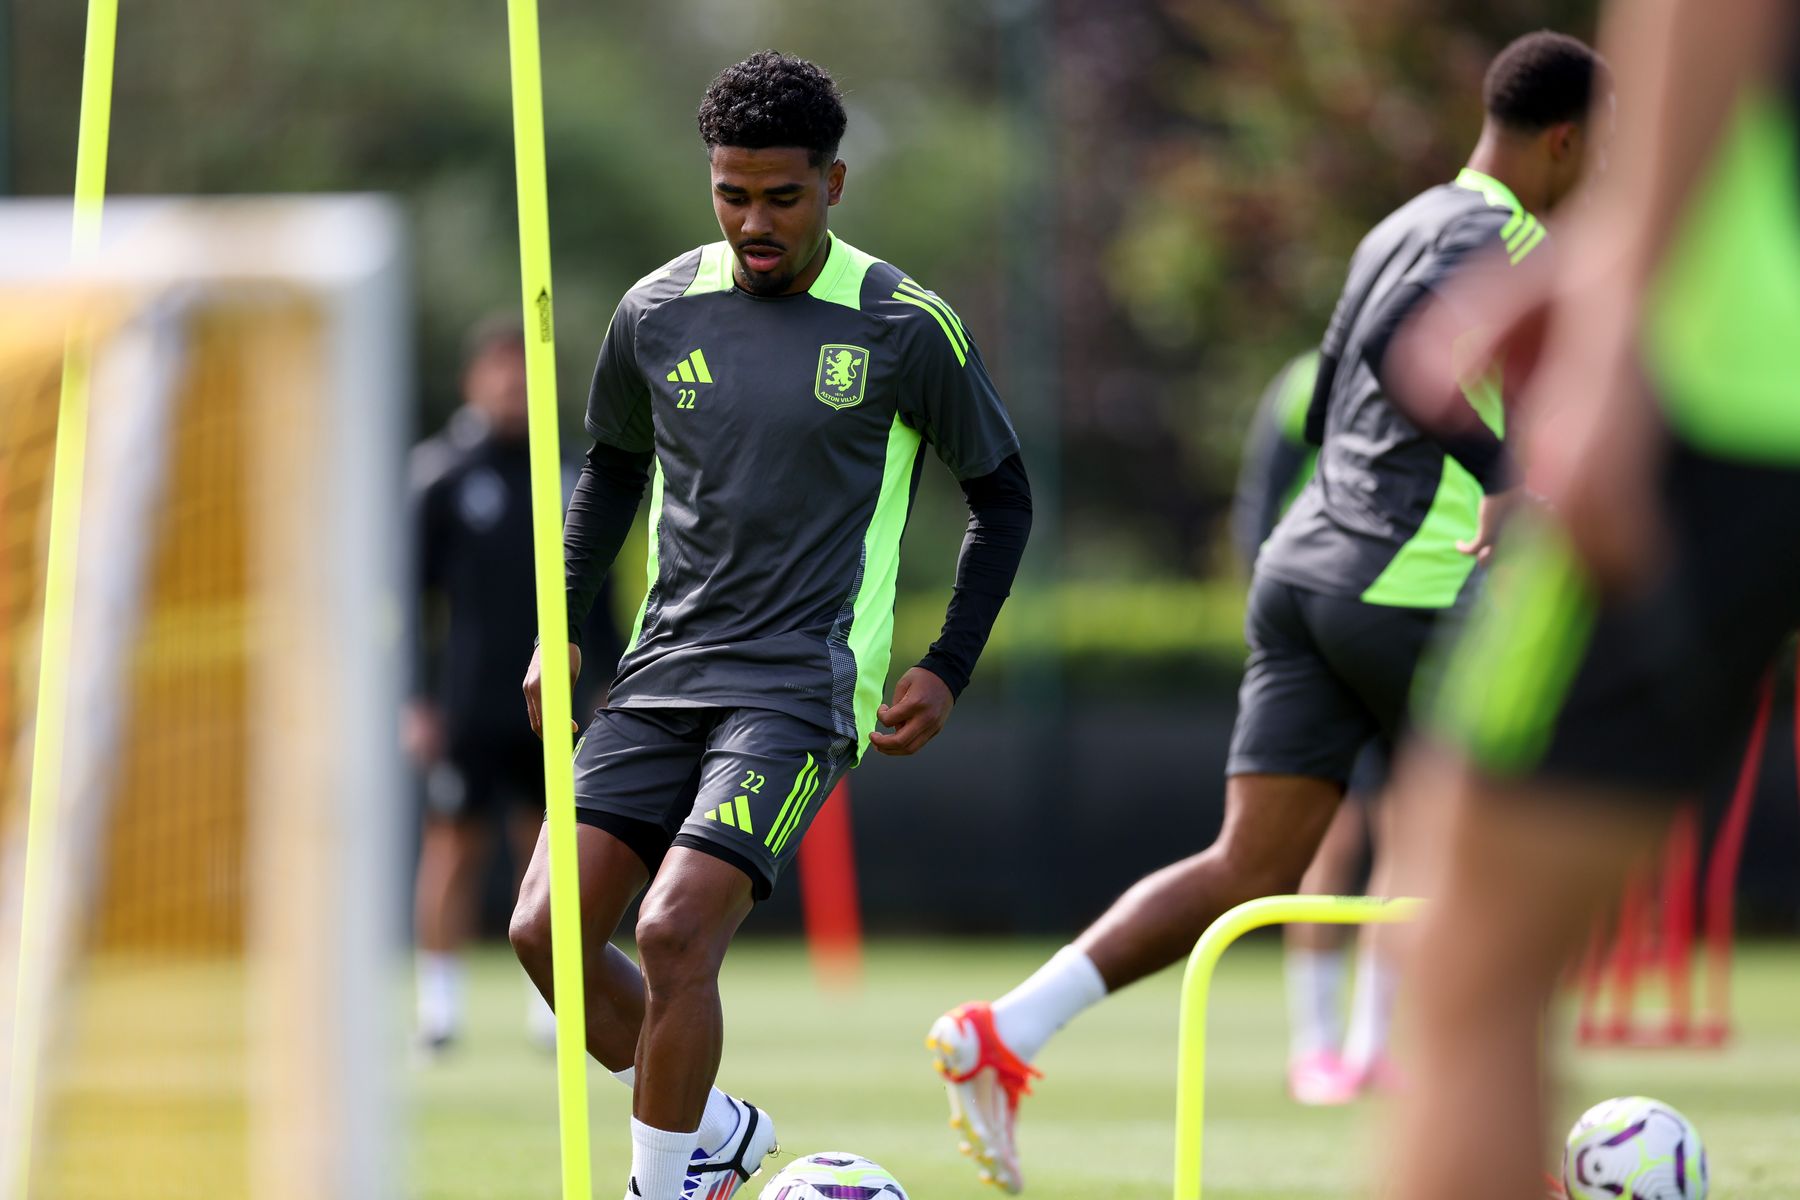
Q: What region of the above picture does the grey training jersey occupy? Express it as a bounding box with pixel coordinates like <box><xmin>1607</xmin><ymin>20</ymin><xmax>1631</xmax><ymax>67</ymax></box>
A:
<box><xmin>586</xmin><ymin>233</ymin><xmax>1020</xmax><ymax>752</ymax></box>
<box><xmin>1258</xmin><ymin>170</ymin><xmax>1540</xmax><ymax>609</ymax></box>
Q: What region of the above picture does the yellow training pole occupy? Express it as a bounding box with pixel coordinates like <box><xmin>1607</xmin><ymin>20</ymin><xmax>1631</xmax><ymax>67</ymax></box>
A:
<box><xmin>503</xmin><ymin>2</ymin><xmax>591</xmax><ymax>1197</ymax></box>
<box><xmin>1172</xmin><ymin>894</ymin><xmax>1424</xmax><ymax>1200</ymax></box>
<box><xmin>7</xmin><ymin>2</ymin><xmax>118</xmax><ymax>1196</ymax></box>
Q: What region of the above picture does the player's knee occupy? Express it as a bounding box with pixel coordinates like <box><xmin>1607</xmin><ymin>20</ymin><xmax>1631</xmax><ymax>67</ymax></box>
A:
<box><xmin>507</xmin><ymin>893</ymin><xmax>551</xmax><ymax>971</ymax></box>
<box><xmin>1216</xmin><ymin>839</ymin><xmax>1310</xmax><ymax>904</ymax></box>
<box><xmin>635</xmin><ymin>902</ymin><xmax>723</xmax><ymax>987</ymax></box>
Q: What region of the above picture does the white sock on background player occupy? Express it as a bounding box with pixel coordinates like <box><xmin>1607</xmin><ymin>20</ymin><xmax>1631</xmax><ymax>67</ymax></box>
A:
<box><xmin>1285</xmin><ymin>946</ymin><xmax>1347</xmax><ymax>1060</ymax></box>
<box><xmin>626</xmin><ymin>1117</ymin><xmax>698</xmax><ymax>1200</ymax></box>
<box><xmin>990</xmin><ymin>944</ymin><xmax>1108</xmax><ymax>1063</ymax></box>
<box><xmin>612</xmin><ymin>1067</ymin><xmax>747</xmax><ymax>1154</ymax></box>
<box><xmin>526</xmin><ymin>983</ymin><xmax>557</xmax><ymax>1047</ymax></box>
<box><xmin>1342</xmin><ymin>947</ymin><xmax>1399</xmax><ymax>1072</ymax></box>
<box><xmin>415</xmin><ymin>951</ymin><xmax>463</xmax><ymax>1042</ymax></box>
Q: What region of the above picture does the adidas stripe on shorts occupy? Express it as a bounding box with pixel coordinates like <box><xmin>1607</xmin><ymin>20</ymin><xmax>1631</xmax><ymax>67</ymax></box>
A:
<box><xmin>571</xmin><ymin>706</ymin><xmax>854</xmax><ymax>900</ymax></box>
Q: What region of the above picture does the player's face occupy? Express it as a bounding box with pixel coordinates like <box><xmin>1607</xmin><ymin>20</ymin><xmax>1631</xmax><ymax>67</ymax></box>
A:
<box><xmin>465</xmin><ymin>340</ymin><xmax>529</xmax><ymax>438</ymax></box>
<box><xmin>709</xmin><ymin>145</ymin><xmax>845</xmax><ymax>296</ymax></box>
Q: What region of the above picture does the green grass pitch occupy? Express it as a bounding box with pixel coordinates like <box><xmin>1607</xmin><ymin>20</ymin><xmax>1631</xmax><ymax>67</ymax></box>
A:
<box><xmin>409</xmin><ymin>940</ymin><xmax>1800</xmax><ymax>1198</ymax></box>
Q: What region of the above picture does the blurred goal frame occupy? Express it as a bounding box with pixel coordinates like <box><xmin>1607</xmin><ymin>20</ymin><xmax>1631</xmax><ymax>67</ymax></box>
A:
<box><xmin>0</xmin><ymin>195</ymin><xmax>409</xmax><ymax>1200</ymax></box>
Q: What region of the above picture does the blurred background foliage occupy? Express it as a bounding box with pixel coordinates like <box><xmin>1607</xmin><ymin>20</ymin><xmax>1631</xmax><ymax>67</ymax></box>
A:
<box><xmin>7</xmin><ymin>0</ymin><xmax>1598</xmax><ymax>689</ymax></box>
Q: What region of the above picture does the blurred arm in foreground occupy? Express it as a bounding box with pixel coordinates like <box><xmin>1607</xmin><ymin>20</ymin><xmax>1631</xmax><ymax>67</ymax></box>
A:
<box><xmin>1389</xmin><ymin>4</ymin><xmax>1793</xmax><ymax>1200</ymax></box>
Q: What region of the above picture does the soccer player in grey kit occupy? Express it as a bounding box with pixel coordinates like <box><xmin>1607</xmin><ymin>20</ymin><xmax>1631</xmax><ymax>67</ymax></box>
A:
<box><xmin>511</xmin><ymin>52</ymin><xmax>1031</xmax><ymax>1200</ymax></box>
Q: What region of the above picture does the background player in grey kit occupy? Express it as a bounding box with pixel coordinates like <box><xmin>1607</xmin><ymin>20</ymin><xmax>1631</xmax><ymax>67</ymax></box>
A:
<box><xmin>510</xmin><ymin>52</ymin><xmax>1031</xmax><ymax>1200</ymax></box>
<box><xmin>405</xmin><ymin>318</ymin><xmax>621</xmax><ymax>1054</ymax></box>
<box><xmin>926</xmin><ymin>32</ymin><xmax>1607</xmax><ymax>1194</ymax></box>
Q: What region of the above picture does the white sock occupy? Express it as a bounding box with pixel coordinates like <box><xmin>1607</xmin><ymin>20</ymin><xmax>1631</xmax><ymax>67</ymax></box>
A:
<box><xmin>1342</xmin><ymin>948</ymin><xmax>1399</xmax><ymax>1071</ymax></box>
<box><xmin>1285</xmin><ymin>947</ymin><xmax>1346</xmax><ymax>1061</ymax></box>
<box><xmin>627</xmin><ymin>1117</ymin><xmax>698</xmax><ymax>1200</ymax></box>
<box><xmin>696</xmin><ymin>1088</ymin><xmax>742</xmax><ymax>1153</ymax></box>
<box><xmin>612</xmin><ymin>1069</ymin><xmax>739</xmax><ymax>1155</ymax></box>
<box><xmin>990</xmin><ymin>944</ymin><xmax>1108</xmax><ymax>1063</ymax></box>
<box><xmin>416</xmin><ymin>951</ymin><xmax>463</xmax><ymax>1040</ymax></box>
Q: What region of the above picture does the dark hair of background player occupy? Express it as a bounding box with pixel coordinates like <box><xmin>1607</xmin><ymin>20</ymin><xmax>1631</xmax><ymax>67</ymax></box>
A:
<box><xmin>696</xmin><ymin>51</ymin><xmax>848</xmax><ymax>169</ymax></box>
<box><xmin>1483</xmin><ymin>31</ymin><xmax>1610</xmax><ymax>131</ymax></box>
<box><xmin>460</xmin><ymin>313</ymin><xmax>525</xmax><ymax>371</ymax></box>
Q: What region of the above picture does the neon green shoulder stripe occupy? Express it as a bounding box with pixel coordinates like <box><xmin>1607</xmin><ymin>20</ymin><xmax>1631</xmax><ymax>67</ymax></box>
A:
<box><xmin>683</xmin><ymin>242</ymin><xmax>735</xmax><ymax>297</ymax></box>
<box><xmin>1454</xmin><ymin>167</ymin><xmax>1546</xmax><ymax>265</ymax></box>
<box><xmin>807</xmin><ymin>232</ymin><xmax>881</xmax><ymax>309</ymax></box>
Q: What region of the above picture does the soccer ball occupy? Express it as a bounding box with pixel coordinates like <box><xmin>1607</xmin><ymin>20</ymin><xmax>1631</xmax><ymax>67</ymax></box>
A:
<box><xmin>1563</xmin><ymin>1096</ymin><xmax>1708</xmax><ymax>1200</ymax></box>
<box><xmin>756</xmin><ymin>1151</ymin><xmax>909</xmax><ymax>1200</ymax></box>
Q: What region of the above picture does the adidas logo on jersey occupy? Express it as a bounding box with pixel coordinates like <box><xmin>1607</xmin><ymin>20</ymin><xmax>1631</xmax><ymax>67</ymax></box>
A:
<box><xmin>666</xmin><ymin>348</ymin><xmax>713</xmax><ymax>385</ymax></box>
<box><xmin>702</xmin><ymin>795</ymin><xmax>755</xmax><ymax>834</ymax></box>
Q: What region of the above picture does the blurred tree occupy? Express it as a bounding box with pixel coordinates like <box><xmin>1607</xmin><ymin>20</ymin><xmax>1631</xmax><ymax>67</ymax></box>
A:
<box><xmin>1050</xmin><ymin>0</ymin><xmax>1600</xmax><ymax>577</ymax></box>
<box><xmin>9</xmin><ymin>0</ymin><xmax>1599</xmax><ymax>679</ymax></box>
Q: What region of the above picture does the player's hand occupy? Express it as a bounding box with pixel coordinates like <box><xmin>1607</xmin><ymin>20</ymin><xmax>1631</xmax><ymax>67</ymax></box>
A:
<box><xmin>869</xmin><ymin>667</ymin><xmax>954</xmax><ymax>757</ymax></box>
<box><xmin>522</xmin><ymin>642</ymin><xmax>581</xmax><ymax>739</ymax></box>
<box><xmin>401</xmin><ymin>699</ymin><xmax>446</xmax><ymax>767</ymax></box>
<box><xmin>1457</xmin><ymin>488</ymin><xmax>1523</xmax><ymax>566</ymax></box>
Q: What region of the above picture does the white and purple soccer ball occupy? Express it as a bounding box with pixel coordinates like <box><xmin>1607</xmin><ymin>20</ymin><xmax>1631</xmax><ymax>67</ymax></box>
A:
<box><xmin>756</xmin><ymin>1151</ymin><xmax>908</xmax><ymax>1200</ymax></box>
<box><xmin>1563</xmin><ymin>1096</ymin><xmax>1708</xmax><ymax>1200</ymax></box>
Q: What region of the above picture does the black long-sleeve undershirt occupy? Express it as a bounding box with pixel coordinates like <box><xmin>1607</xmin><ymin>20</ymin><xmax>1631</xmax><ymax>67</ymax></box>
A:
<box><xmin>564</xmin><ymin>440</ymin><xmax>653</xmax><ymax>635</ymax></box>
<box><xmin>561</xmin><ymin>443</ymin><xmax>1031</xmax><ymax>701</ymax></box>
<box><xmin>917</xmin><ymin>452</ymin><xmax>1033</xmax><ymax>698</ymax></box>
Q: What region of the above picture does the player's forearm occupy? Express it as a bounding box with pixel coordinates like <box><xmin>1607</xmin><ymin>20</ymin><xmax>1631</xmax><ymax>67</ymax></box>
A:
<box><xmin>1367</xmin><ymin>282</ymin><xmax>1515</xmax><ymax>493</ymax></box>
<box><xmin>564</xmin><ymin>440</ymin><xmax>653</xmax><ymax>635</ymax></box>
<box><xmin>918</xmin><ymin>454</ymin><xmax>1032</xmax><ymax>698</ymax></box>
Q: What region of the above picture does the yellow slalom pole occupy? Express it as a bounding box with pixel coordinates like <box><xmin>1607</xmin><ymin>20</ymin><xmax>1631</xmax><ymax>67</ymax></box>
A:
<box><xmin>503</xmin><ymin>2</ymin><xmax>592</xmax><ymax>1197</ymax></box>
<box><xmin>1171</xmin><ymin>894</ymin><xmax>1424</xmax><ymax>1200</ymax></box>
<box><xmin>7</xmin><ymin>2</ymin><xmax>119</xmax><ymax>1195</ymax></box>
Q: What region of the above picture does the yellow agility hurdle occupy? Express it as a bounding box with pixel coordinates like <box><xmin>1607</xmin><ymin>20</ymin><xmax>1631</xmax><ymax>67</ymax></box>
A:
<box><xmin>1172</xmin><ymin>894</ymin><xmax>1424</xmax><ymax>1200</ymax></box>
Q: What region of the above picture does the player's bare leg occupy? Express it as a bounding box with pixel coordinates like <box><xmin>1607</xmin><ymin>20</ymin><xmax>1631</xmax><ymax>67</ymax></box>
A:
<box><xmin>1342</xmin><ymin>799</ymin><xmax>1402</xmax><ymax>1093</ymax></box>
<box><xmin>930</xmin><ymin>772</ymin><xmax>1340</xmax><ymax>1192</ymax></box>
<box><xmin>511</xmin><ymin>828</ymin><xmax>777</xmax><ymax>1198</ymax></box>
<box><xmin>1284</xmin><ymin>798</ymin><xmax>1364</xmax><ymax>1104</ymax></box>
<box><xmin>1391</xmin><ymin>749</ymin><xmax>1668</xmax><ymax>1200</ymax></box>
<box><xmin>508</xmin><ymin>821</ymin><xmax>651</xmax><ymax>1071</ymax></box>
<box><xmin>629</xmin><ymin>848</ymin><xmax>757</xmax><ymax>1199</ymax></box>
<box><xmin>1078</xmin><ymin>773</ymin><xmax>1341</xmax><ymax>985</ymax></box>
<box><xmin>507</xmin><ymin>807</ymin><xmax>560</xmax><ymax>1046</ymax></box>
<box><xmin>413</xmin><ymin>814</ymin><xmax>496</xmax><ymax>1049</ymax></box>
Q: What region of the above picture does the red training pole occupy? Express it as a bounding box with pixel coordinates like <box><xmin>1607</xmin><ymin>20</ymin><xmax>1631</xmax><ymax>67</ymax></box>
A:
<box><xmin>1607</xmin><ymin>878</ymin><xmax>1647</xmax><ymax>1043</ymax></box>
<box><xmin>797</xmin><ymin>778</ymin><xmax>864</xmax><ymax>990</ymax></box>
<box><xmin>1700</xmin><ymin>671</ymin><xmax>1773</xmax><ymax>1045</ymax></box>
<box><xmin>1659</xmin><ymin>808</ymin><xmax>1698</xmax><ymax>1044</ymax></box>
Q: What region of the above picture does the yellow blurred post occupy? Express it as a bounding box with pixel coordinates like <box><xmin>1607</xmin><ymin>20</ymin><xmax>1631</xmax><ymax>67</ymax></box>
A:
<box><xmin>1172</xmin><ymin>894</ymin><xmax>1424</xmax><ymax>1200</ymax></box>
<box><xmin>7</xmin><ymin>2</ymin><xmax>118</xmax><ymax>1196</ymax></box>
<box><xmin>504</xmin><ymin>2</ymin><xmax>592</xmax><ymax>1197</ymax></box>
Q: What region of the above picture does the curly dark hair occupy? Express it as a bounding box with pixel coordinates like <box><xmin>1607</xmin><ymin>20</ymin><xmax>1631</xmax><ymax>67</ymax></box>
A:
<box><xmin>697</xmin><ymin>51</ymin><xmax>847</xmax><ymax>167</ymax></box>
<box><xmin>1484</xmin><ymin>31</ymin><xmax>1609</xmax><ymax>132</ymax></box>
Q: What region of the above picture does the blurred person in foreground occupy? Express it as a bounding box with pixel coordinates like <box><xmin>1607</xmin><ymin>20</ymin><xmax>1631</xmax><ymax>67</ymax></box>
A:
<box><xmin>1388</xmin><ymin>2</ymin><xmax>1798</xmax><ymax>1197</ymax></box>
<box><xmin>406</xmin><ymin>317</ymin><xmax>621</xmax><ymax>1054</ymax></box>
<box><xmin>929</xmin><ymin>32</ymin><xmax>1605</xmax><ymax>1193</ymax></box>
<box><xmin>511</xmin><ymin>52</ymin><xmax>1030</xmax><ymax>1200</ymax></box>
<box><xmin>1233</xmin><ymin>349</ymin><xmax>1402</xmax><ymax>1107</ymax></box>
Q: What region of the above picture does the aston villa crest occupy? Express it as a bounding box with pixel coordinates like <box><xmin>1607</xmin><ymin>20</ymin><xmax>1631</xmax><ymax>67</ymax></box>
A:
<box><xmin>814</xmin><ymin>344</ymin><xmax>869</xmax><ymax>410</ymax></box>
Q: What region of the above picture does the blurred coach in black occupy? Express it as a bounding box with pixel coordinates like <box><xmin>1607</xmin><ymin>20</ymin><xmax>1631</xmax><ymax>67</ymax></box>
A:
<box><xmin>404</xmin><ymin>316</ymin><xmax>622</xmax><ymax>1053</ymax></box>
